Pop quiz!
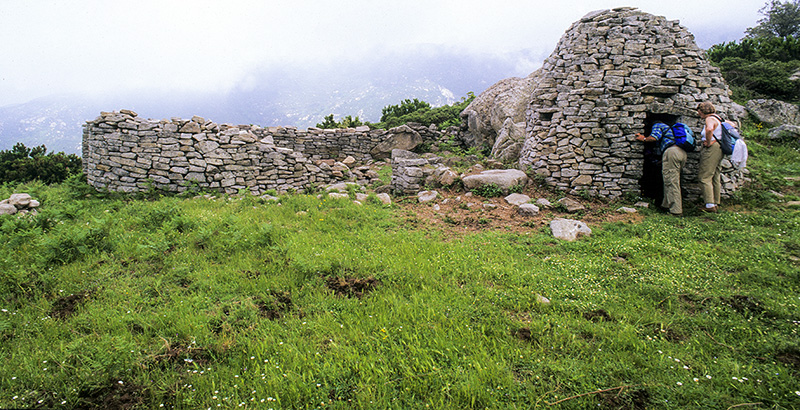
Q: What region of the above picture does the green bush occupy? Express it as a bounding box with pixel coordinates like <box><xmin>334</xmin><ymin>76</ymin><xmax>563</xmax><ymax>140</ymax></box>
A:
<box><xmin>0</xmin><ymin>143</ymin><xmax>82</xmax><ymax>185</ymax></box>
<box><xmin>471</xmin><ymin>183</ymin><xmax>504</xmax><ymax>198</ymax></box>
<box><xmin>714</xmin><ymin>56</ymin><xmax>800</xmax><ymax>101</ymax></box>
<box><xmin>708</xmin><ymin>36</ymin><xmax>800</xmax><ymax>102</ymax></box>
<box><xmin>321</xmin><ymin>93</ymin><xmax>477</xmax><ymax>131</ymax></box>
<box><xmin>373</xmin><ymin>93</ymin><xmax>475</xmax><ymax>130</ymax></box>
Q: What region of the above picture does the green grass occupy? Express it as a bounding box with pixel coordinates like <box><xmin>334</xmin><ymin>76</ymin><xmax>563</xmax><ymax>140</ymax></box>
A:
<box><xmin>1</xmin><ymin>137</ymin><xmax>800</xmax><ymax>409</ymax></box>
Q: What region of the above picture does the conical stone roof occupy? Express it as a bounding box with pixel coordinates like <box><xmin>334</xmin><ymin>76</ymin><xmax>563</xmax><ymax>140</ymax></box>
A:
<box><xmin>517</xmin><ymin>7</ymin><xmax>744</xmax><ymax>199</ymax></box>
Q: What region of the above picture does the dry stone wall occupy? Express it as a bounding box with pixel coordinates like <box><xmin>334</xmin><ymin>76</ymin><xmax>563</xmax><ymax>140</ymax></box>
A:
<box><xmin>516</xmin><ymin>7</ymin><xmax>746</xmax><ymax>199</ymax></box>
<box><xmin>83</xmin><ymin>111</ymin><xmax>447</xmax><ymax>195</ymax></box>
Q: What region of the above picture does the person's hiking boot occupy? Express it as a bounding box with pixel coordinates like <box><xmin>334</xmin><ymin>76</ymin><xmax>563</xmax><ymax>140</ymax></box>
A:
<box><xmin>669</xmin><ymin>212</ymin><xmax>683</xmax><ymax>217</ymax></box>
<box><xmin>701</xmin><ymin>205</ymin><xmax>718</xmax><ymax>213</ymax></box>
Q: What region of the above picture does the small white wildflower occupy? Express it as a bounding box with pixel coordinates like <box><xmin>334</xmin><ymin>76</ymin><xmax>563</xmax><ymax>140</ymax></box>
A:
<box><xmin>693</xmin><ymin>378</ymin><xmax>699</xmax><ymax>382</ymax></box>
<box><xmin>706</xmin><ymin>375</ymin><xmax>712</xmax><ymax>379</ymax></box>
<box><xmin>676</xmin><ymin>382</ymin><xmax>683</xmax><ymax>386</ymax></box>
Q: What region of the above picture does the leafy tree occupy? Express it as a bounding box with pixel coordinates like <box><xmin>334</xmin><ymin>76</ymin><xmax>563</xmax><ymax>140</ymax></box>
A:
<box><xmin>379</xmin><ymin>99</ymin><xmax>431</xmax><ymax>123</ymax></box>
<box><xmin>316</xmin><ymin>114</ymin><xmax>338</xmax><ymax>129</ymax></box>
<box><xmin>746</xmin><ymin>0</ymin><xmax>800</xmax><ymax>39</ymax></box>
<box><xmin>316</xmin><ymin>114</ymin><xmax>364</xmax><ymax>129</ymax></box>
<box><xmin>708</xmin><ymin>2</ymin><xmax>800</xmax><ymax>102</ymax></box>
<box><xmin>0</xmin><ymin>143</ymin><xmax>83</xmax><ymax>184</ymax></box>
<box><xmin>373</xmin><ymin>93</ymin><xmax>475</xmax><ymax>130</ymax></box>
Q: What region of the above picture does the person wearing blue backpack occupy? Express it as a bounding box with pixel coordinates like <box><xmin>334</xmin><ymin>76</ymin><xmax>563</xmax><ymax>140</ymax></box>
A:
<box><xmin>636</xmin><ymin>122</ymin><xmax>690</xmax><ymax>216</ymax></box>
<box><xmin>697</xmin><ymin>102</ymin><xmax>723</xmax><ymax>213</ymax></box>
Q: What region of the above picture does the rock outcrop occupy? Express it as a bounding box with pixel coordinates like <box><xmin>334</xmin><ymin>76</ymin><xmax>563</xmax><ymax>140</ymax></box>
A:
<box><xmin>745</xmin><ymin>99</ymin><xmax>800</xmax><ymax>127</ymax></box>
<box><xmin>461</xmin><ymin>73</ymin><xmax>538</xmax><ymax>161</ymax></box>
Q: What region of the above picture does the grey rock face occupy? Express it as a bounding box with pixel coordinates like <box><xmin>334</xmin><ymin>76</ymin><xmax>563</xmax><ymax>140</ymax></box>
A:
<box><xmin>461</xmin><ymin>74</ymin><xmax>537</xmax><ymax>159</ymax></box>
<box><xmin>768</xmin><ymin>124</ymin><xmax>800</xmax><ymax>140</ymax></box>
<box><xmin>746</xmin><ymin>99</ymin><xmax>800</xmax><ymax>127</ymax></box>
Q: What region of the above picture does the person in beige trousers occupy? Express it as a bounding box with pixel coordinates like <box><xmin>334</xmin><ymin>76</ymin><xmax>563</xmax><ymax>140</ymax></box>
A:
<box><xmin>697</xmin><ymin>102</ymin><xmax>723</xmax><ymax>213</ymax></box>
<box><xmin>636</xmin><ymin>123</ymin><xmax>686</xmax><ymax>216</ymax></box>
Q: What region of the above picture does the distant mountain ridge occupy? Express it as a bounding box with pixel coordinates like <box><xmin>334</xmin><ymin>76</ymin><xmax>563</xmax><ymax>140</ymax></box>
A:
<box><xmin>0</xmin><ymin>48</ymin><xmax>541</xmax><ymax>155</ymax></box>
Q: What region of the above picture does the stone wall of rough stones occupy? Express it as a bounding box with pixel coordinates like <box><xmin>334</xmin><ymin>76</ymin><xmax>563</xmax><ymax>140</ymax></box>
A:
<box><xmin>83</xmin><ymin>109</ymin><xmax>448</xmax><ymax>195</ymax></box>
<box><xmin>82</xmin><ymin>110</ymin><xmax>376</xmax><ymax>194</ymax></box>
<box><xmin>518</xmin><ymin>7</ymin><xmax>747</xmax><ymax>199</ymax></box>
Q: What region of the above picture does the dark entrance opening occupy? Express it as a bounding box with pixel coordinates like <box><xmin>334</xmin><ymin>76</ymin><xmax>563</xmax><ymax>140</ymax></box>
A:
<box><xmin>640</xmin><ymin>113</ymin><xmax>680</xmax><ymax>204</ymax></box>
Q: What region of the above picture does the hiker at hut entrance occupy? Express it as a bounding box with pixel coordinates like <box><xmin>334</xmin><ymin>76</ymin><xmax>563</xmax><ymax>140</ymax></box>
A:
<box><xmin>636</xmin><ymin>123</ymin><xmax>686</xmax><ymax>216</ymax></box>
<box><xmin>697</xmin><ymin>102</ymin><xmax>723</xmax><ymax>213</ymax></box>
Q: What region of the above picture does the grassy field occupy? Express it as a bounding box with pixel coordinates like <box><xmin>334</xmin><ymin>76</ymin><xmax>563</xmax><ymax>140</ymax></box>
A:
<box><xmin>1</xmin><ymin>128</ymin><xmax>799</xmax><ymax>409</ymax></box>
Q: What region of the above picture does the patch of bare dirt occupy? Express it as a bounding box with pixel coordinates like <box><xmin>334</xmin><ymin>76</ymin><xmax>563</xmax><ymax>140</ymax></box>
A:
<box><xmin>583</xmin><ymin>309</ymin><xmax>614</xmax><ymax>322</ymax></box>
<box><xmin>255</xmin><ymin>291</ymin><xmax>293</xmax><ymax>320</ymax></box>
<box><xmin>50</xmin><ymin>290</ymin><xmax>93</xmax><ymax>319</ymax></box>
<box><xmin>776</xmin><ymin>347</ymin><xmax>800</xmax><ymax>371</ymax></box>
<box><xmin>514</xmin><ymin>327</ymin><xmax>536</xmax><ymax>343</ymax></box>
<box><xmin>394</xmin><ymin>185</ymin><xmax>644</xmax><ymax>238</ymax></box>
<box><xmin>598</xmin><ymin>387</ymin><xmax>651</xmax><ymax>410</ymax></box>
<box><xmin>326</xmin><ymin>276</ymin><xmax>380</xmax><ymax>298</ymax></box>
<box><xmin>721</xmin><ymin>295</ymin><xmax>764</xmax><ymax>315</ymax></box>
<box><xmin>77</xmin><ymin>380</ymin><xmax>145</xmax><ymax>410</ymax></box>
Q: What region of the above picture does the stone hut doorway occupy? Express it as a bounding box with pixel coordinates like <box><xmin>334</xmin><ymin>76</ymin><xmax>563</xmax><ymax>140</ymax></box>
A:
<box><xmin>640</xmin><ymin>112</ymin><xmax>681</xmax><ymax>205</ymax></box>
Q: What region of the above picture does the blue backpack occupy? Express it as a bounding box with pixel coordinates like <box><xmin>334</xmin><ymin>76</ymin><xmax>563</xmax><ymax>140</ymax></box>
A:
<box><xmin>671</xmin><ymin>123</ymin><xmax>695</xmax><ymax>152</ymax></box>
<box><xmin>711</xmin><ymin>114</ymin><xmax>740</xmax><ymax>155</ymax></box>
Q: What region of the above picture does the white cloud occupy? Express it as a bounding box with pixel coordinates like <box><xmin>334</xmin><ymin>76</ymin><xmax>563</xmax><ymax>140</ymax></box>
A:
<box><xmin>0</xmin><ymin>0</ymin><xmax>764</xmax><ymax>106</ymax></box>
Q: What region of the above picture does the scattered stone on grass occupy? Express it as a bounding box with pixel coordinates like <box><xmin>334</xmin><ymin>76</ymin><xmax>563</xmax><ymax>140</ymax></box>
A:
<box><xmin>617</xmin><ymin>207</ymin><xmax>637</xmax><ymax>213</ymax></box>
<box><xmin>535</xmin><ymin>294</ymin><xmax>550</xmax><ymax>305</ymax></box>
<box><xmin>550</xmin><ymin>218</ymin><xmax>591</xmax><ymax>241</ymax></box>
<box><xmin>461</xmin><ymin>169</ymin><xmax>528</xmax><ymax>194</ymax></box>
<box><xmin>504</xmin><ymin>193</ymin><xmax>531</xmax><ymax>206</ymax></box>
<box><xmin>418</xmin><ymin>190</ymin><xmax>438</xmax><ymax>203</ymax></box>
<box><xmin>557</xmin><ymin>197</ymin><xmax>585</xmax><ymax>212</ymax></box>
<box><xmin>518</xmin><ymin>203</ymin><xmax>540</xmax><ymax>217</ymax></box>
<box><xmin>375</xmin><ymin>193</ymin><xmax>392</xmax><ymax>205</ymax></box>
<box><xmin>1</xmin><ymin>193</ymin><xmax>41</xmax><ymax>216</ymax></box>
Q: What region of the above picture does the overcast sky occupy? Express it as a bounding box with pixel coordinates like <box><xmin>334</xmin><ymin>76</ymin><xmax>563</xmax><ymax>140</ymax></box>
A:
<box><xmin>0</xmin><ymin>0</ymin><xmax>764</xmax><ymax>107</ymax></box>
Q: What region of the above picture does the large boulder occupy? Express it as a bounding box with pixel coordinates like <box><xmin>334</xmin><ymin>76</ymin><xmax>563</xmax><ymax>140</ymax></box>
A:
<box><xmin>370</xmin><ymin>125</ymin><xmax>423</xmax><ymax>160</ymax></box>
<box><xmin>462</xmin><ymin>169</ymin><xmax>529</xmax><ymax>194</ymax></box>
<box><xmin>746</xmin><ymin>99</ymin><xmax>800</xmax><ymax>127</ymax></box>
<box><xmin>461</xmin><ymin>73</ymin><xmax>538</xmax><ymax>160</ymax></box>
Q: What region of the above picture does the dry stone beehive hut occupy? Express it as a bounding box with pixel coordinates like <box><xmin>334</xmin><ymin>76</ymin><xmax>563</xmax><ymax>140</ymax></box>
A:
<box><xmin>466</xmin><ymin>7</ymin><xmax>747</xmax><ymax>199</ymax></box>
